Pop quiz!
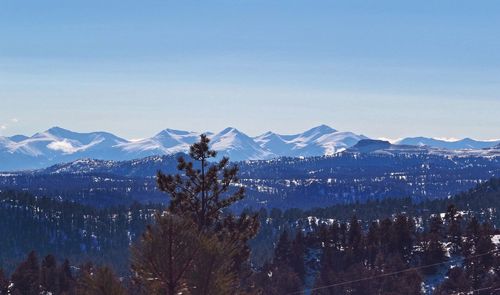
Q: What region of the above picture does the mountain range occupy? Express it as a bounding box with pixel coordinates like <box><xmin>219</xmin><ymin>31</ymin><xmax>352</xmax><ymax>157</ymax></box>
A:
<box><xmin>0</xmin><ymin>125</ymin><xmax>498</xmax><ymax>171</ymax></box>
<box><xmin>2</xmin><ymin>140</ymin><xmax>498</xmax><ymax>209</ymax></box>
<box><xmin>395</xmin><ymin>137</ymin><xmax>500</xmax><ymax>150</ymax></box>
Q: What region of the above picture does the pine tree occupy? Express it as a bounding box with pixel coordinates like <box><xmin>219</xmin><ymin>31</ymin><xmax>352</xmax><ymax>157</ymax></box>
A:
<box><xmin>257</xmin><ymin>264</ymin><xmax>303</xmax><ymax>295</ymax></box>
<box><xmin>421</xmin><ymin>232</ymin><xmax>447</xmax><ymax>275</ymax></box>
<box><xmin>378</xmin><ymin>254</ymin><xmax>421</xmax><ymax>295</ymax></box>
<box><xmin>41</xmin><ymin>254</ymin><xmax>59</xmax><ymax>294</ymax></box>
<box><xmin>132</xmin><ymin>214</ymin><xmax>203</xmax><ymax>294</ymax></box>
<box><xmin>366</xmin><ymin>221</ymin><xmax>380</xmax><ymax>267</ymax></box>
<box><xmin>156</xmin><ymin>134</ymin><xmax>259</xmax><ymax>272</ymax></box>
<box><xmin>434</xmin><ymin>267</ymin><xmax>471</xmax><ymax>295</ymax></box>
<box><xmin>348</xmin><ymin>216</ymin><xmax>363</xmax><ymax>255</ymax></box>
<box><xmin>390</xmin><ymin>214</ymin><xmax>414</xmax><ymax>260</ymax></box>
<box><xmin>444</xmin><ymin>204</ymin><xmax>462</xmax><ymax>253</ymax></box>
<box><xmin>132</xmin><ymin>213</ymin><xmax>239</xmax><ymax>294</ymax></box>
<box><xmin>0</xmin><ymin>269</ymin><xmax>9</xmax><ymax>295</ymax></box>
<box><xmin>59</xmin><ymin>259</ymin><xmax>75</xmax><ymax>294</ymax></box>
<box><xmin>10</xmin><ymin>251</ymin><xmax>40</xmax><ymax>295</ymax></box>
<box><xmin>187</xmin><ymin>234</ymin><xmax>239</xmax><ymax>295</ymax></box>
<box><xmin>290</xmin><ymin>230</ymin><xmax>307</xmax><ymax>282</ymax></box>
<box><xmin>274</xmin><ymin>230</ymin><xmax>292</xmax><ymax>266</ymax></box>
<box><xmin>77</xmin><ymin>265</ymin><xmax>126</xmax><ymax>295</ymax></box>
<box><xmin>463</xmin><ymin>220</ymin><xmax>496</xmax><ymax>291</ymax></box>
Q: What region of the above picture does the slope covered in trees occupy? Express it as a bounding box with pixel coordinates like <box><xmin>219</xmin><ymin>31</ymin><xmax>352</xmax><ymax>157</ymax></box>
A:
<box><xmin>0</xmin><ymin>191</ymin><xmax>160</xmax><ymax>274</ymax></box>
<box><xmin>0</xmin><ymin>135</ymin><xmax>499</xmax><ymax>293</ymax></box>
<box><xmin>1</xmin><ymin>149</ymin><xmax>499</xmax><ymax>210</ymax></box>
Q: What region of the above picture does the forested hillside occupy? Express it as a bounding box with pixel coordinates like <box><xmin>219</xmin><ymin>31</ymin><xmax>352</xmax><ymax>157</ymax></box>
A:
<box><xmin>1</xmin><ymin>150</ymin><xmax>499</xmax><ymax>210</ymax></box>
<box><xmin>0</xmin><ymin>191</ymin><xmax>160</xmax><ymax>273</ymax></box>
<box><xmin>1</xmin><ymin>178</ymin><xmax>499</xmax><ymax>293</ymax></box>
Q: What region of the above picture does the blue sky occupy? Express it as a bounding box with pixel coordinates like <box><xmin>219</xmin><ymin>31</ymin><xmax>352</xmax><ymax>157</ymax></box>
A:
<box><xmin>1</xmin><ymin>0</ymin><xmax>499</xmax><ymax>140</ymax></box>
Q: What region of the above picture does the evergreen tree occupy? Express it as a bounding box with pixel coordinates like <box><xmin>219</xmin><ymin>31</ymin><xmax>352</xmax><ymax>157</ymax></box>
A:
<box><xmin>132</xmin><ymin>213</ymin><xmax>239</xmax><ymax>294</ymax></box>
<box><xmin>187</xmin><ymin>234</ymin><xmax>239</xmax><ymax>295</ymax></box>
<box><xmin>59</xmin><ymin>259</ymin><xmax>75</xmax><ymax>294</ymax></box>
<box><xmin>0</xmin><ymin>269</ymin><xmax>9</xmax><ymax>295</ymax></box>
<box><xmin>273</xmin><ymin>230</ymin><xmax>292</xmax><ymax>266</ymax></box>
<box><xmin>377</xmin><ymin>254</ymin><xmax>422</xmax><ymax>295</ymax></box>
<box><xmin>10</xmin><ymin>251</ymin><xmax>40</xmax><ymax>295</ymax></box>
<box><xmin>132</xmin><ymin>214</ymin><xmax>204</xmax><ymax>294</ymax></box>
<box><xmin>156</xmin><ymin>134</ymin><xmax>259</xmax><ymax>273</ymax></box>
<box><xmin>41</xmin><ymin>254</ymin><xmax>59</xmax><ymax>294</ymax></box>
<box><xmin>77</xmin><ymin>265</ymin><xmax>126</xmax><ymax>295</ymax></box>
<box><xmin>255</xmin><ymin>264</ymin><xmax>303</xmax><ymax>295</ymax></box>
<box><xmin>421</xmin><ymin>232</ymin><xmax>447</xmax><ymax>275</ymax></box>
<box><xmin>290</xmin><ymin>230</ymin><xmax>307</xmax><ymax>282</ymax></box>
<box><xmin>366</xmin><ymin>221</ymin><xmax>380</xmax><ymax>267</ymax></box>
<box><xmin>390</xmin><ymin>214</ymin><xmax>414</xmax><ymax>260</ymax></box>
<box><xmin>434</xmin><ymin>267</ymin><xmax>471</xmax><ymax>295</ymax></box>
<box><xmin>429</xmin><ymin>215</ymin><xmax>444</xmax><ymax>237</ymax></box>
<box><xmin>347</xmin><ymin>216</ymin><xmax>362</xmax><ymax>256</ymax></box>
<box><xmin>444</xmin><ymin>204</ymin><xmax>462</xmax><ymax>253</ymax></box>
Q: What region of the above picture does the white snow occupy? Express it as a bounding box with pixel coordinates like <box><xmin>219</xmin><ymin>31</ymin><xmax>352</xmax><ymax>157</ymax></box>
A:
<box><xmin>1</xmin><ymin>125</ymin><xmax>499</xmax><ymax>171</ymax></box>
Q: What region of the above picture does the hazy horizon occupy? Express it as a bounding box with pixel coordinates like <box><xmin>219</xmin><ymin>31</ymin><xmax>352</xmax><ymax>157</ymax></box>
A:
<box><xmin>2</xmin><ymin>1</ymin><xmax>499</xmax><ymax>140</ymax></box>
<box><xmin>1</xmin><ymin>124</ymin><xmax>499</xmax><ymax>143</ymax></box>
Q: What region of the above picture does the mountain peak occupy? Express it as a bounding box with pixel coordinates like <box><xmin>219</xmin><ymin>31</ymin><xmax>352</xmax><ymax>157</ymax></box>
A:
<box><xmin>308</xmin><ymin>124</ymin><xmax>336</xmax><ymax>133</ymax></box>
<box><xmin>8</xmin><ymin>135</ymin><xmax>29</xmax><ymax>142</ymax></box>
<box><xmin>218</xmin><ymin>127</ymin><xmax>241</xmax><ymax>135</ymax></box>
<box><xmin>397</xmin><ymin>137</ymin><xmax>500</xmax><ymax>150</ymax></box>
<box><xmin>46</xmin><ymin>126</ymin><xmax>74</xmax><ymax>135</ymax></box>
<box><xmin>347</xmin><ymin>139</ymin><xmax>392</xmax><ymax>153</ymax></box>
<box><xmin>155</xmin><ymin>128</ymin><xmax>197</xmax><ymax>138</ymax></box>
<box><xmin>165</xmin><ymin>128</ymin><xmax>194</xmax><ymax>136</ymax></box>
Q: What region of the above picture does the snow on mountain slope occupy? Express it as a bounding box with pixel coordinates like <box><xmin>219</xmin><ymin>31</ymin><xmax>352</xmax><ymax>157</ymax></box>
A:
<box><xmin>18</xmin><ymin>127</ymin><xmax>128</xmax><ymax>158</ymax></box>
<box><xmin>0</xmin><ymin>136</ymin><xmax>13</xmax><ymax>152</ymax></box>
<box><xmin>210</xmin><ymin>127</ymin><xmax>275</xmax><ymax>161</ymax></box>
<box><xmin>254</xmin><ymin>125</ymin><xmax>366</xmax><ymax>157</ymax></box>
<box><xmin>396</xmin><ymin>137</ymin><xmax>500</xmax><ymax>150</ymax></box>
<box><xmin>254</xmin><ymin>132</ymin><xmax>294</xmax><ymax>155</ymax></box>
<box><xmin>2</xmin><ymin>125</ymin><xmax>497</xmax><ymax>171</ymax></box>
<box><xmin>346</xmin><ymin>139</ymin><xmax>500</xmax><ymax>158</ymax></box>
<box><xmin>314</xmin><ymin>131</ymin><xmax>369</xmax><ymax>155</ymax></box>
<box><xmin>117</xmin><ymin>128</ymin><xmax>203</xmax><ymax>157</ymax></box>
<box><xmin>0</xmin><ymin>127</ymin><xmax>129</xmax><ymax>170</ymax></box>
<box><xmin>8</xmin><ymin>135</ymin><xmax>29</xmax><ymax>142</ymax></box>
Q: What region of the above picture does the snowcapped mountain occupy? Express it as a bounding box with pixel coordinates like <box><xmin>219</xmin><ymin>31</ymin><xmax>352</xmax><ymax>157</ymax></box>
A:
<box><xmin>254</xmin><ymin>125</ymin><xmax>367</xmax><ymax>157</ymax></box>
<box><xmin>117</xmin><ymin>129</ymin><xmax>204</xmax><ymax>158</ymax></box>
<box><xmin>1</xmin><ymin>125</ymin><xmax>497</xmax><ymax>171</ymax></box>
<box><xmin>7</xmin><ymin>135</ymin><xmax>29</xmax><ymax>142</ymax></box>
<box><xmin>210</xmin><ymin>127</ymin><xmax>274</xmax><ymax>161</ymax></box>
<box><xmin>346</xmin><ymin>139</ymin><xmax>500</xmax><ymax>158</ymax></box>
<box><xmin>14</xmin><ymin>127</ymin><xmax>128</xmax><ymax>159</ymax></box>
<box><xmin>0</xmin><ymin>127</ymin><xmax>128</xmax><ymax>170</ymax></box>
<box><xmin>396</xmin><ymin>137</ymin><xmax>500</xmax><ymax>150</ymax></box>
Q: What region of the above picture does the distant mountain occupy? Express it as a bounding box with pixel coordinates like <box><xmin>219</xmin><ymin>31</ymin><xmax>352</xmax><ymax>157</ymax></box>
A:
<box><xmin>7</xmin><ymin>135</ymin><xmax>29</xmax><ymax>142</ymax></box>
<box><xmin>396</xmin><ymin>137</ymin><xmax>500</xmax><ymax>150</ymax></box>
<box><xmin>254</xmin><ymin>125</ymin><xmax>367</xmax><ymax>157</ymax></box>
<box><xmin>0</xmin><ymin>127</ymin><xmax>129</xmax><ymax>171</ymax></box>
<box><xmin>210</xmin><ymin>127</ymin><xmax>274</xmax><ymax>161</ymax></box>
<box><xmin>5</xmin><ymin>147</ymin><xmax>499</xmax><ymax>210</ymax></box>
<box><xmin>1</xmin><ymin>125</ymin><xmax>498</xmax><ymax>171</ymax></box>
<box><xmin>117</xmin><ymin>128</ymin><xmax>203</xmax><ymax>159</ymax></box>
<box><xmin>38</xmin><ymin>154</ymin><xmax>184</xmax><ymax>178</ymax></box>
<box><xmin>0</xmin><ymin>125</ymin><xmax>369</xmax><ymax>171</ymax></box>
<box><xmin>348</xmin><ymin>139</ymin><xmax>393</xmax><ymax>153</ymax></box>
<box><xmin>346</xmin><ymin>139</ymin><xmax>500</xmax><ymax>158</ymax></box>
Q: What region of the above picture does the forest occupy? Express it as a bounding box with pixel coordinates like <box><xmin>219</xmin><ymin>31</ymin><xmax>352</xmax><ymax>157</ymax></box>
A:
<box><xmin>0</xmin><ymin>136</ymin><xmax>499</xmax><ymax>294</ymax></box>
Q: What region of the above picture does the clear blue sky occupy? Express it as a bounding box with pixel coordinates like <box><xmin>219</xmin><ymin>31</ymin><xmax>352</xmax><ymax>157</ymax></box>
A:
<box><xmin>1</xmin><ymin>0</ymin><xmax>499</xmax><ymax>140</ymax></box>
